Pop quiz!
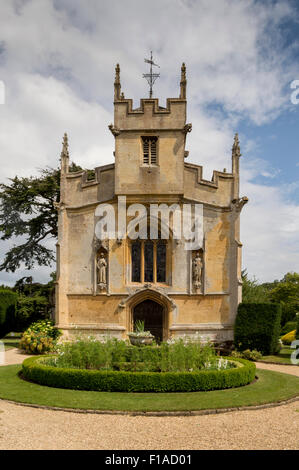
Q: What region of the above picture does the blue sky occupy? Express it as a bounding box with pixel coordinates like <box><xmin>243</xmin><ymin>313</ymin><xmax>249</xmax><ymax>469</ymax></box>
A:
<box><xmin>0</xmin><ymin>0</ymin><xmax>298</xmax><ymax>285</ymax></box>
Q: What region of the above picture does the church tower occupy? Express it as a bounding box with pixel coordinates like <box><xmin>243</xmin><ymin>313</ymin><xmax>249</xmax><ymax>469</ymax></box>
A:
<box><xmin>110</xmin><ymin>63</ymin><xmax>191</xmax><ymax>195</ymax></box>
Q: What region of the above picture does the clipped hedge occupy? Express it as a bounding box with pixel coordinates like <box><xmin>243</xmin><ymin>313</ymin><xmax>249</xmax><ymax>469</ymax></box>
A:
<box><xmin>22</xmin><ymin>356</ymin><xmax>256</xmax><ymax>392</ymax></box>
<box><xmin>234</xmin><ymin>303</ymin><xmax>281</xmax><ymax>355</ymax></box>
<box><xmin>0</xmin><ymin>290</ymin><xmax>18</xmax><ymax>338</ymax></box>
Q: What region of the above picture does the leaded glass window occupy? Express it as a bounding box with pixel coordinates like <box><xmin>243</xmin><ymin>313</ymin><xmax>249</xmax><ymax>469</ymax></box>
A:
<box><xmin>156</xmin><ymin>241</ymin><xmax>166</xmax><ymax>283</ymax></box>
<box><xmin>131</xmin><ymin>241</ymin><xmax>141</xmax><ymax>282</ymax></box>
<box><xmin>131</xmin><ymin>239</ymin><xmax>167</xmax><ymax>284</ymax></box>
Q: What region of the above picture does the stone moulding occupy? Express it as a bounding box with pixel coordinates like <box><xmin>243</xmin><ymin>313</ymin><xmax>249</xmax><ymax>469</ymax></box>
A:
<box><xmin>59</xmin><ymin>324</ymin><xmax>126</xmax><ymax>331</ymax></box>
<box><xmin>169</xmin><ymin>323</ymin><xmax>233</xmax><ymax>330</ymax></box>
<box><xmin>169</xmin><ymin>323</ymin><xmax>234</xmax><ymax>342</ymax></box>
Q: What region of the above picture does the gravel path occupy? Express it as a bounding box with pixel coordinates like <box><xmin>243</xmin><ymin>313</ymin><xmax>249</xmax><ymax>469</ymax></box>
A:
<box><xmin>0</xmin><ymin>349</ymin><xmax>298</xmax><ymax>450</ymax></box>
<box><xmin>2</xmin><ymin>347</ymin><xmax>33</xmax><ymax>365</ymax></box>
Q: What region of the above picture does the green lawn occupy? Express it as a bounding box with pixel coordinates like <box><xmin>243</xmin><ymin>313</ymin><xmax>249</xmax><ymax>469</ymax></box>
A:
<box><xmin>260</xmin><ymin>346</ymin><xmax>296</xmax><ymax>365</ymax></box>
<box><xmin>1</xmin><ymin>338</ymin><xmax>20</xmax><ymax>351</ymax></box>
<box><xmin>0</xmin><ymin>365</ymin><xmax>298</xmax><ymax>412</ymax></box>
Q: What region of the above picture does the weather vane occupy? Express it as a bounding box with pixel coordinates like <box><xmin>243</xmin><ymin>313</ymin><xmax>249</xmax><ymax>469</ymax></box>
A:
<box><xmin>143</xmin><ymin>51</ymin><xmax>160</xmax><ymax>98</ymax></box>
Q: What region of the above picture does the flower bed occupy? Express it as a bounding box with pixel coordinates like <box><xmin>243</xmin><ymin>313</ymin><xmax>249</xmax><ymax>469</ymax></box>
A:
<box><xmin>22</xmin><ymin>356</ymin><xmax>256</xmax><ymax>392</ymax></box>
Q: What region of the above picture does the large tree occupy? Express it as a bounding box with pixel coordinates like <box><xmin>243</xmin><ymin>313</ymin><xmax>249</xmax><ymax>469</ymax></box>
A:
<box><xmin>0</xmin><ymin>163</ymin><xmax>80</xmax><ymax>272</ymax></box>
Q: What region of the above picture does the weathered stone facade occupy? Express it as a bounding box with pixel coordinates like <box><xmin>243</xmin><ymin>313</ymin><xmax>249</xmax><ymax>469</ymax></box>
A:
<box><xmin>55</xmin><ymin>64</ymin><xmax>247</xmax><ymax>343</ymax></box>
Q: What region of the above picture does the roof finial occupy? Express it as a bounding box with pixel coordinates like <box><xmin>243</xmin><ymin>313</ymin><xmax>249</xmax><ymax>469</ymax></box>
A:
<box><xmin>114</xmin><ymin>63</ymin><xmax>121</xmax><ymax>100</ymax></box>
<box><xmin>180</xmin><ymin>62</ymin><xmax>187</xmax><ymax>99</ymax></box>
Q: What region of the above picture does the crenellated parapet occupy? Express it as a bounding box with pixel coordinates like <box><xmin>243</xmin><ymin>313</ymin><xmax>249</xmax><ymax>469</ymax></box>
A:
<box><xmin>184</xmin><ymin>163</ymin><xmax>235</xmax><ymax>208</ymax></box>
<box><xmin>113</xmin><ymin>62</ymin><xmax>187</xmax><ymax>132</ymax></box>
<box><xmin>60</xmin><ymin>164</ymin><xmax>115</xmax><ymax>208</ymax></box>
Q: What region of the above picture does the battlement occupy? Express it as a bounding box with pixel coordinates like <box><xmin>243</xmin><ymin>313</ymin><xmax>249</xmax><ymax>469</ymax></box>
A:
<box><xmin>112</xmin><ymin>63</ymin><xmax>187</xmax><ymax>132</ymax></box>
<box><xmin>113</xmin><ymin>97</ymin><xmax>186</xmax><ymax>131</ymax></box>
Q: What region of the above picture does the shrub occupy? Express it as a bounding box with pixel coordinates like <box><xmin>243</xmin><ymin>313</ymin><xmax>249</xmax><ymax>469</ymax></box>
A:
<box><xmin>234</xmin><ymin>303</ymin><xmax>281</xmax><ymax>355</ymax></box>
<box><xmin>0</xmin><ymin>289</ymin><xmax>18</xmax><ymax>338</ymax></box>
<box><xmin>281</xmin><ymin>330</ymin><xmax>296</xmax><ymax>345</ymax></box>
<box><xmin>52</xmin><ymin>337</ymin><xmax>219</xmax><ymax>373</ymax></box>
<box><xmin>281</xmin><ymin>321</ymin><xmax>297</xmax><ymax>336</ymax></box>
<box><xmin>22</xmin><ymin>356</ymin><xmax>256</xmax><ymax>392</ymax></box>
<box><xmin>296</xmin><ymin>315</ymin><xmax>299</xmax><ymax>341</ymax></box>
<box><xmin>19</xmin><ymin>320</ymin><xmax>61</xmax><ymax>354</ymax></box>
<box><xmin>29</xmin><ymin>320</ymin><xmax>61</xmax><ymax>340</ymax></box>
<box><xmin>231</xmin><ymin>349</ymin><xmax>263</xmax><ymax>361</ymax></box>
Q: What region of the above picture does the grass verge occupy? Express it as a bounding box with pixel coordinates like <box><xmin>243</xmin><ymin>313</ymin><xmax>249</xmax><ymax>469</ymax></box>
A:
<box><xmin>0</xmin><ymin>365</ymin><xmax>298</xmax><ymax>412</ymax></box>
<box><xmin>260</xmin><ymin>346</ymin><xmax>296</xmax><ymax>365</ymax></box>
<box><xmin>1</xmin><ymin>338</ymin><xmax>20</xmax><ymax>351</ymax></box>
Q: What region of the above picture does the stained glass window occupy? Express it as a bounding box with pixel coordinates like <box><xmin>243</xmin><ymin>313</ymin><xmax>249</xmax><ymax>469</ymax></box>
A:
<box><xmin>156</xmin><ymin>242</ymin><xmax>166</xmax><ymax>282</ymax></box>
<box><xmin>131</xmin><ymin>239</ymin><xmax>167</xmax><ymax>284</ymax></box>
<box><xmin>144</xmin><ymin>241</ymin><xmax>154</xmax><ymax>282</ymax></box>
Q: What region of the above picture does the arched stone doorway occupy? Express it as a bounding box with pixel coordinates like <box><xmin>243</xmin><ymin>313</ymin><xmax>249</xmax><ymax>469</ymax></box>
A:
<box><xmin>133</xmin><ymin>299</ymin><xmax>164</xmax><ymax>343</ymax></box>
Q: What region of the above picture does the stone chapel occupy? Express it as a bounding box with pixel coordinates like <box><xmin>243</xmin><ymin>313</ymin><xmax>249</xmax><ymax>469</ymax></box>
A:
<box><xmin>55</xmin><ymin>63</ymin><xmax>248</xmax><ymax>343</ymax></box>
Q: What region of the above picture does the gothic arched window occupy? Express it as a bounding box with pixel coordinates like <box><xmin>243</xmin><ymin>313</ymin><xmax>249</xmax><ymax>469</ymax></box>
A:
<box><xmin>131</xmin><ymin>239</ymin><xmax>167</xmax><ymax>283</ymax></box>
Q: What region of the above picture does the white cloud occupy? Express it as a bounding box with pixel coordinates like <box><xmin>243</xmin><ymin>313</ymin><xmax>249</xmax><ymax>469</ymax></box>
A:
<box><xmin>0</xmin><ymin>0</ymin><xmax>298</xmax><ymax>284</ymax></box>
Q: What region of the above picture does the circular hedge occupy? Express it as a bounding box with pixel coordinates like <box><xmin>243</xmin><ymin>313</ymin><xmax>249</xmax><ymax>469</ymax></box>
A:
<box><xmin>22</xmin><ymin>356</ymin><xmax>256</xmax><ymax>392</ymax></box>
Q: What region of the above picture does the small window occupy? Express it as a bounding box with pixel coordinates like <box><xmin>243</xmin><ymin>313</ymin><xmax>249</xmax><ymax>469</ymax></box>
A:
<box><xmin>142</xmin><ymin>137</ymin><xmax>158</xmax><ymax>165</ymax></box>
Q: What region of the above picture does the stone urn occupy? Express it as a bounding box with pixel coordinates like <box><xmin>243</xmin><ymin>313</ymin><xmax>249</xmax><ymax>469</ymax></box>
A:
<box><xmin>128</xmin><ymin>334</ymin><xmax>154</xmax><ymax>346</ymax></box>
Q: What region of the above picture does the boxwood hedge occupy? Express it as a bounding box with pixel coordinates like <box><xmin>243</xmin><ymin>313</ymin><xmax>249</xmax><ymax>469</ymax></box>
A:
<box><xmin>234</xmin><ymin>303</ymin><xmax>282</xmax><ymax>355</ymax></box>
<box><xmin>22</xmin><ymin>356</ymin><xmax>256</xmax><ymax>392</ymax></box>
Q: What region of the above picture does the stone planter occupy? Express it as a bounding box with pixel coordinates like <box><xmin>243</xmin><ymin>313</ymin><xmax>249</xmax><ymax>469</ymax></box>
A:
<box><xmin>128</xmin><ymin>334</ymin><xmax>154</xmax><ymax>346</ymax></box>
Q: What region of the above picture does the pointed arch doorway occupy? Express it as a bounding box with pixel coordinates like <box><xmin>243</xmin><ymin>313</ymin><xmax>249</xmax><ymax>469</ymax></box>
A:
<box><xmin>133</xmin><ymin>299</ymin><xmax>164</xmax><ymax>343</ymax></box>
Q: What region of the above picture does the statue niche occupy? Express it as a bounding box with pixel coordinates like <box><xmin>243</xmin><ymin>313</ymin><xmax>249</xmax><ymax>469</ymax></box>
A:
<box><xmin>192</xmin><ymin>250</ymin><xmax>203</xmax><ymax>292</ymax></box>
<box><xmin>96</xmin><ymin>249</ymin><xmax>107</xmax><ymax>292</ymax></box>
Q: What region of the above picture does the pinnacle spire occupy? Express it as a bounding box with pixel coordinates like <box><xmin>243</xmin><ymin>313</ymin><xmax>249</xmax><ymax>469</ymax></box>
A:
<box><xmin>232</xmin><ymin>133</ymin><xmax>241</xmax><ymax>159</ymax></box>
<box><xmin>60</xmin><ymin>132</ymin><xmax>69</xmax><ymax>174</ymax></box>
<box><xmin>180</xmin><ymin>62</ymin><xmax>187</xmax><ymax>99</ymax></box>
<box><xmin>114</xmin><ymin>63</ymin><xmax>121</xmax><ymax>100</ymax></box>
<box><xmin>61</xmin><ymin>132</ymin><xmax>69</xmax><ymax>159</ymax></box>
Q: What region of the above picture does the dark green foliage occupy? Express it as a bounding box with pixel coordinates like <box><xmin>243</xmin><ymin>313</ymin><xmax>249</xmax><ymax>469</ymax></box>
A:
<box><xmin>22</xmin><ymin>356</ymin><xmax>256</xmax><ymax>392</ymax></box>
<box><xmin>234</xmin><ymin>303</ymin><xmax>281</xmax><ymax>355</ymax></box>
<box><xmin>296</xmin><ymin>315</ymin><xmax>299</xmax><ymax>341</ymax></box>
<box><xmin>14</xmin><ymin>295</ymin><xmax>50</xmax><ymax>331</ymax></box>
<box><xmin>0</xmin><ymin>164</ymin><xmax>81</xmax><ymax>272</ymax></box>
<box><xmin>242</xmin><ymin>271</ymin><xmax>299</xmax><ymax>327</ymax></box>
<box><xmin>241</xmin><ymin>270</ymin><xmax>270</xmax><ymax>303</ymax></box>
<box><xmin>269</xmin><ymin>272</ymin><xmax>299</xmax><ymax>325</ymax></box>
<box><xmin>0</xmin><ymin>289</ymin><xmax>18</xmax><ymax>338</ymax></box>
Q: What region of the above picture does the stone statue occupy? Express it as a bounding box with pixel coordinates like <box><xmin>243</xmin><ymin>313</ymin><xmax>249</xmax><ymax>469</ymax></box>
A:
<box><xmin>192</xmin><ymin>252</ymin><xmax>202</xmax><ymax>289</ymax></box>
<box><xmin>97</xmin><ymin>252</ymin><xmax>107</xmax><ymax>285</ymax></box>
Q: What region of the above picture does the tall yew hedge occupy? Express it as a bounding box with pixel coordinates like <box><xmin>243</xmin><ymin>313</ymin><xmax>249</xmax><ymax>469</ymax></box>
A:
<box><xmin>234</xmin><ymin>303</ymin><xmax>281</xmax><ymax>355</ymax></box>
<box><xmin>0</xmin><ymin>289</ymin><xmax>18</xmax><ymax>338</ymax></box>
